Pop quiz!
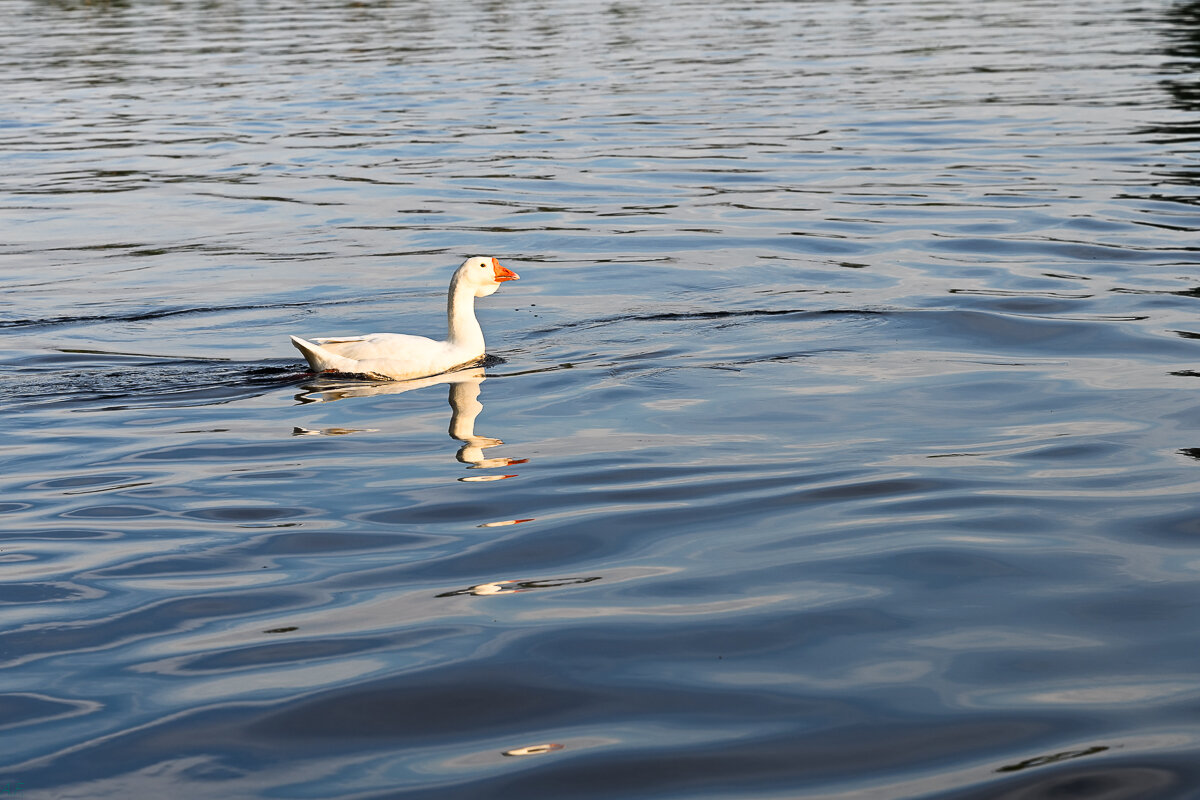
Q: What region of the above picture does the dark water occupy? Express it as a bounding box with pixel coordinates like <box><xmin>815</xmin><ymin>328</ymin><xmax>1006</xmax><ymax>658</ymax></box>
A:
<box><xmin>2</xmin><ymin>0</ymin><xmax>1200</xmax><ymax>797</ymax></box>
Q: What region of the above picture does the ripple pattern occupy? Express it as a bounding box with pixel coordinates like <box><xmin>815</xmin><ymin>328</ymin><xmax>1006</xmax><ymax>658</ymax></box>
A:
<box><xmin>2</xmin><ymin>0</ymin><xmax>1200</xmax><ymax>799</ymax></box>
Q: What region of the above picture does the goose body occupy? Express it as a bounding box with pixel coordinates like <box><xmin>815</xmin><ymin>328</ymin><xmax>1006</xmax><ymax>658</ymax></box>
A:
<box><xmin>290</xmin><ymin>256</ymin><xmax>519</xmax><ymax>381</ymax></box>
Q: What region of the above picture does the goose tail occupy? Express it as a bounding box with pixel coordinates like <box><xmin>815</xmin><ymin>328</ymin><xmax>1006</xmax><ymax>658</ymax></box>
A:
<box><xmin>290</xmin><ymin>335</ymin><xmax>357</xmax><ymax>374</ymax></box>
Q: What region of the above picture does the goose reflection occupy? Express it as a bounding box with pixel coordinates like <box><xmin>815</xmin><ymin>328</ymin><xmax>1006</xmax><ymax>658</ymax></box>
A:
<box><xmin>445</xmin><ymin>375</ymin><xmax>528</xmax><ymax>472</ymax></box>
<box><xmin>294</xmin><ymin>367</ymin><xmax>525</xmax><ymax>472</ymax></box>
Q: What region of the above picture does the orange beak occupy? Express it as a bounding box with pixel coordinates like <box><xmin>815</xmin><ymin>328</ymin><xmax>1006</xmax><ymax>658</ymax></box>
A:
<box><xmin>491</xmin><ymin>257</ymin><xmax>519</xmax><ymax>282</ymax></box>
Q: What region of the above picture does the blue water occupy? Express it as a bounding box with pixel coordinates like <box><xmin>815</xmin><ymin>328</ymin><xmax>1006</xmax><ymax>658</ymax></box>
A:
<box><xmin>3</xmin><ymin>0</ymin><xmax>1200</xmax><ymax>797</ymax></box>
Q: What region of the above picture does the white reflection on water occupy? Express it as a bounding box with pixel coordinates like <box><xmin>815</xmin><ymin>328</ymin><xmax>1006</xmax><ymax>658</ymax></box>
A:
<box><xmin>171</xmin><ymin>658</ymin><xmax>387</xmax><ymax>704</ymax></box>
<box><xmin>971</xmin><ymin>679</ymin><xmax>1200</xmax><ymax>709</ymax></box>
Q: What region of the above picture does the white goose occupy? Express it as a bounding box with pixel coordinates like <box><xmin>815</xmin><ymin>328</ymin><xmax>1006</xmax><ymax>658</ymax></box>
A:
<box><xmin>290</xmin><ymin>256</ymin><xmax>519</xmax><ymax>381</ymax></box>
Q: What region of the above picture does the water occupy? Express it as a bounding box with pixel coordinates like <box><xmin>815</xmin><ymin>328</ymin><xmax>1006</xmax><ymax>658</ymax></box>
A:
<box><xmin>2</xmin><ymin>0</ymin><xmax>1200</xmax><ymax>797</ymax></box>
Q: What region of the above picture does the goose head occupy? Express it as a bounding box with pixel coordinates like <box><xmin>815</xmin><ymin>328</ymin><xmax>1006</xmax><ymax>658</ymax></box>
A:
<box><xmin>458</xmin><ymin>256</ymin><xmax>519</xmax><ymax>298</ymax></box>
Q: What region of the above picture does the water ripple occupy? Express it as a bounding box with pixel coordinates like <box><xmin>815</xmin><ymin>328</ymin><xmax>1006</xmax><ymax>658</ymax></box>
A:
<box><xmin>3</xmin><ymin>0</ymin><xmax>1200</xmax><ymax>797</ymax></box>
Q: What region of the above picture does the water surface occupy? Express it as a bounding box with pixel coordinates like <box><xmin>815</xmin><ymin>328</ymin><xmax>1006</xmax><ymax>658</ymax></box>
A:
<box><xmin>2</xmin><ymin>0</ymin><xmax>1200</xmax><ymax>798</ymax></box>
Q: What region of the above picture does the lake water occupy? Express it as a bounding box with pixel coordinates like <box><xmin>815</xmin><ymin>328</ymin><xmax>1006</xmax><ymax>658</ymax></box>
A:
<box><xmin>2</xmin><ymin>0</ymin><xmax>1200</xmax><ymax>797</ymax></box>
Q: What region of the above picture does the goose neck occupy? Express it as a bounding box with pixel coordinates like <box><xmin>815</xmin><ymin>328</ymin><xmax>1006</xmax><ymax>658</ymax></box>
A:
<box><xmin>446</xmin><ymin>275</ymin><xmax>484</xmax><ymax>350</ymax></box>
